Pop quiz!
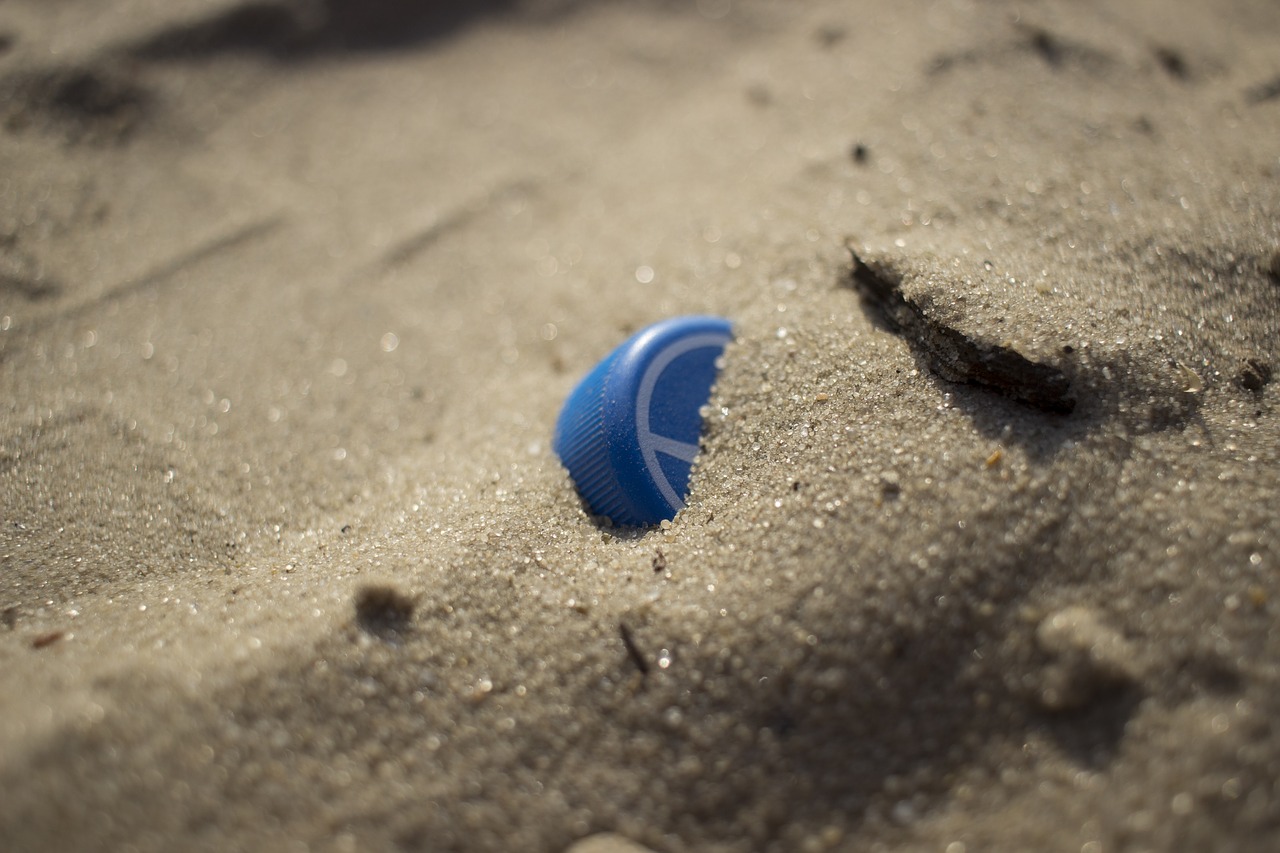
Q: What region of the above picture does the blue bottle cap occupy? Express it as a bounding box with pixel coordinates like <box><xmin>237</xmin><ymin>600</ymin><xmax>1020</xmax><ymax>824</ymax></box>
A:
<box><xmin>554</xmin><ymin>315</ymin><xmax>733</xmax><ymax>527</ymax></box>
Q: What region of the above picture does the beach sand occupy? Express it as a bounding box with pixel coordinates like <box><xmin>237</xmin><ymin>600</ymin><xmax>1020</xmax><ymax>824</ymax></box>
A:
<box><xmin>2</xmin><ymin>0</ymin><xmax>1278</xmax><ymax>850</ymax></box>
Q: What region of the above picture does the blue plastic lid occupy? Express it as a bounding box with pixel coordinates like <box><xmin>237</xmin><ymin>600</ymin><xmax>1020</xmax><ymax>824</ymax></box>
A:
<box><xmin>554</xmin><ymin>315</ymin><xmax>733</xmax><ymax>527</ymax></box>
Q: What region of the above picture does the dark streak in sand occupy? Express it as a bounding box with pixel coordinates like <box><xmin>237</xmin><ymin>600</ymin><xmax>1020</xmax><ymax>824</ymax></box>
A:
<box><xmin>12</xmin><ymin>216</ymin><xmax>285</xmax><ymax>342</ymax></box>
<box><xmin>1245</xmin><ymin>75</ymin><xmax>1280</xmax><ymax>105</ymax></box>
<box><xmin>31</xmin><ymin>631</ymin><xmax>66</xmax><ymax>649</ymax></box>
<box><xmin>846</xmin><ymin>245</ymin><xmax>1076</xmax><ymax>415</ymax></box>
<box><xmin>619</xmin><ymin>622</ymin><xmax>649</xmax><ymax>676</ymax></box>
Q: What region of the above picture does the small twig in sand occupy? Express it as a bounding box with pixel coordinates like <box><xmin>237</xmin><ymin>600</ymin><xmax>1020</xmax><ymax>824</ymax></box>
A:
<box><xmin>619</xmin><ymin>622</ymin><xmax>649</xmax><ymax>677</ymax></box>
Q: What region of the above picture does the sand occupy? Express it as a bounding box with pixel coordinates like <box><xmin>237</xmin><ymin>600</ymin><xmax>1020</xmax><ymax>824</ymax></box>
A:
<box><xmin>2</xmin><ymin>0</ymin><xmax>1278</xmax><ymax>850</ymax></box>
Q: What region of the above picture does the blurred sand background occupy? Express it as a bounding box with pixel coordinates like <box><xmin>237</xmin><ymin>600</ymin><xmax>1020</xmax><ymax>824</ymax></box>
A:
<box><xmin>2</xmin><ymin>0</ymin><xmax>1279</xmax><ymax>850</ymax></box>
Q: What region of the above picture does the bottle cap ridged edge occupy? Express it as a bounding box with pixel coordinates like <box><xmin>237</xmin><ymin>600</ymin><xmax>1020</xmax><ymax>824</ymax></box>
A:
<box><xmin>553</xmin><ymin>348</ymin><xmax>629</xmax><ymax>522</ymax></box>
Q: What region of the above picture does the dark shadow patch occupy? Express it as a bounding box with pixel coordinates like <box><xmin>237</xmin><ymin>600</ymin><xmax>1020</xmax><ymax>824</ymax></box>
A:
<box><xmin>928</xmin><ymin>22</ymin><xmax>1114</xmax><ymax>76</ymax></box>
<box><xmin>1175</xmin><ymin>653</ymin><xmax>1244</xmax><ymax>699</ymax></box>
<box><xmin>1245</xmin><ymin>75</ymin><xmax>1280</xmax><ymax>105</ymax></box>
<box><xmin>1074</xmin><ymin>351</ymin><xmax>1202</xmax><ymax>437</ymax></box>
<box><xmin>814</xmin><ymin>24</ymin><xmax>847</xmax><ymax>49</ymax></box>
<box><xmin>128</xmin><ymin>0</ymin><xmax>584</xmax><ymax>61</ymax></box>
<box><xmin>0</xmin><ymin>247</ymin><xmax>61</xmax><ymax>301</ymax></box>
<box><xmin>1037</xmin><ymin>686</ymin><xmax>1142</xmax><ymax>770</ymax></box>
<box><xmin>131</xmin><ymin>1</ymin><xmax>312</xmax><ymax>59</ymax></box>
<box><xmin>1153</xmin><ymin>46</ymin><xmax>1190</xmax><ymax>80</ymax></box>
<box><xmin>845</xmin><ymin>245</ymin><xmax>1076</xmax><ymax>415</ymax></box>
<box><xmin>709</xmin><ymin>544</ymin><xmax>1070</xmax><ymax>834</ymax></box>
<box><xmin>354</xmin><ymin>583</ymin><xmax>415</xmax><ymax>639</ymax></box>
<box><xmin>1</xmin><ymin>64</ymin><xmax>154</xmax><ymax>144</ymax></box>
<box><xmin>1036</xmin><ymin>646</ymin><xmax>1242</xmax><ymax>773</ymax></box>
<box><xmin>1023</xmin><ymin>25</ymin><xmax>1068</xmax><ymax>68</ymax></box>
<box><xmin>1015</xmin><ymin>23</ymin><xmax>1113</xmax><ymax>72</ymax></box>
<box><xmin>745</xmin><ymin>83</ymin><xmax>772</xmax><ymax>108</ymax></box>
<box><xmin>1236</xmin><ymin>358</ymin><xmax>1272</xmax><ymax>393</ymax></box>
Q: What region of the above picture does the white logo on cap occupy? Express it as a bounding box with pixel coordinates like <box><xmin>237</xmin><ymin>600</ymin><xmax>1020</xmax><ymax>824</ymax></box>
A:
<box><xmin>633</xmin><ymin>331</ymin><xmax>732</xmax><ymax>511</ymax></box>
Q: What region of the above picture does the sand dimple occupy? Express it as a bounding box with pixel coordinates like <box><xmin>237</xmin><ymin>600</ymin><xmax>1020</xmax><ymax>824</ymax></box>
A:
<box><xmin>0</xmin><ymin>62</ymin><xmax>155</xmax><ymax>144</ymax></box>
